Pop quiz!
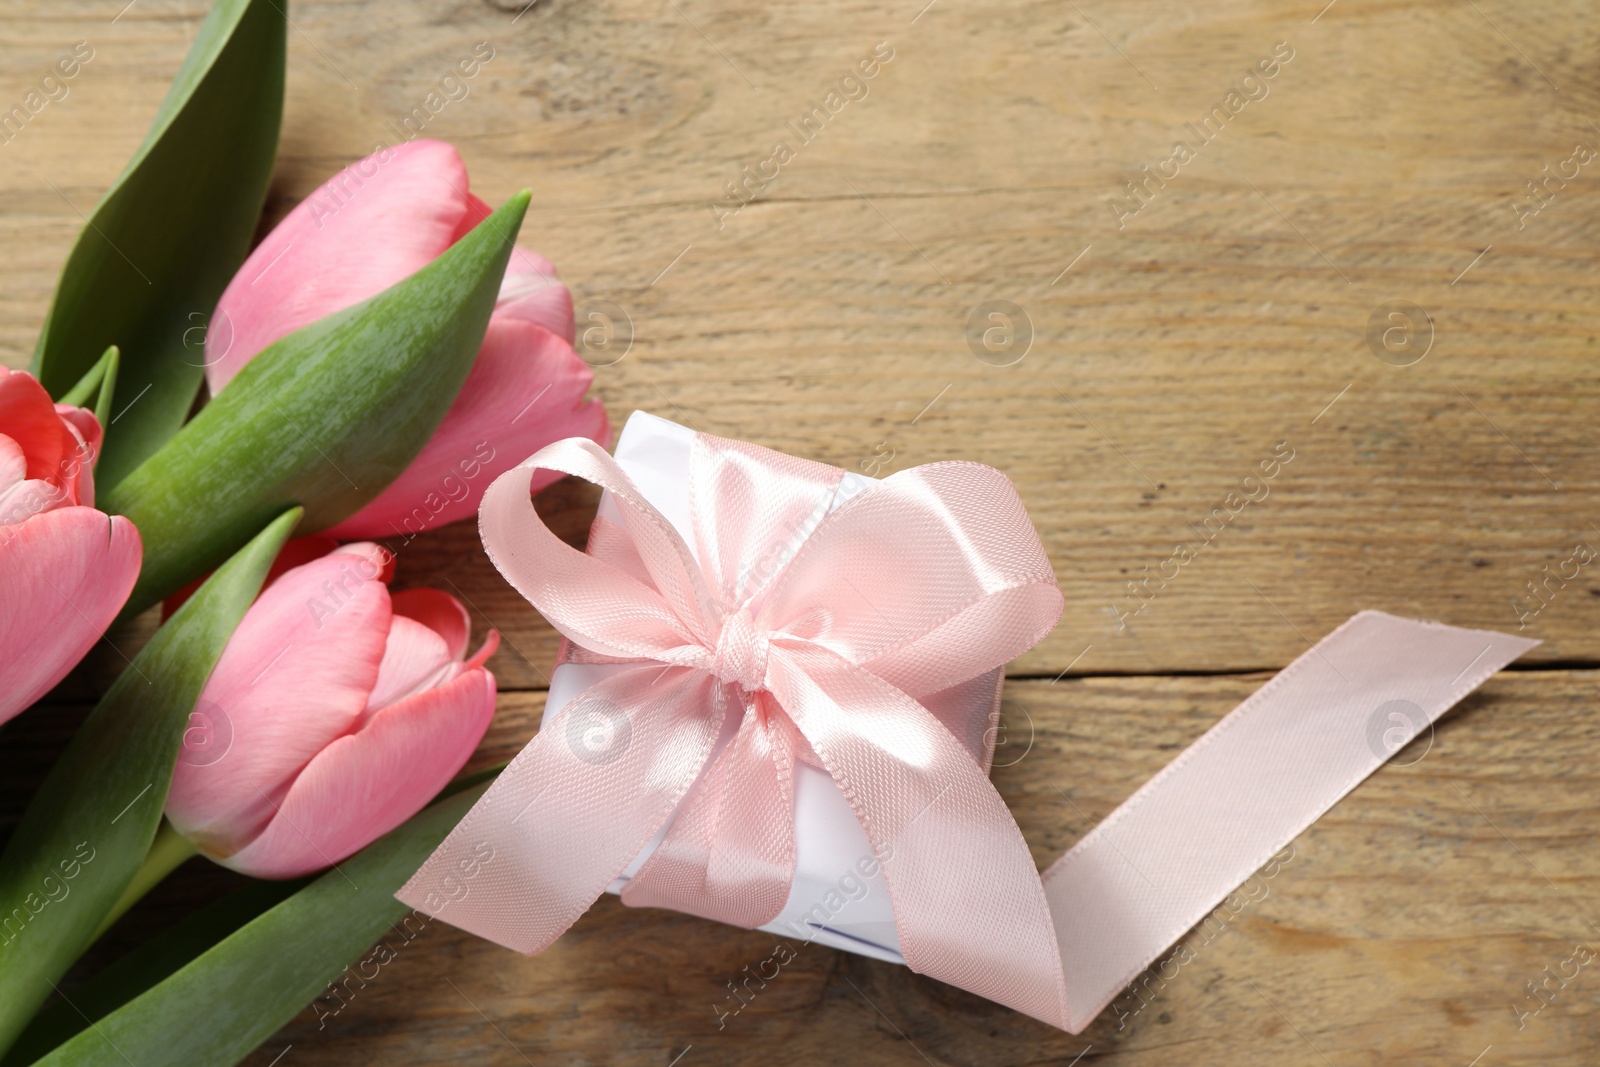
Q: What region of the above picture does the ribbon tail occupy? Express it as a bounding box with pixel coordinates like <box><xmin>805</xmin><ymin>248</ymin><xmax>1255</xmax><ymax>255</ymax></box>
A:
<box><xmin>398</xmin><ymin>665</ymin><xmax>725</xmax><ymax>954</ymax></box>
<box><xmin>769</xmin><ymin>613</ymin><xmax>1536</xmax><ymax>1035</ymax></box>
<box><xmin>622</xmin><ymin>690</ymin><xmax>797</xmax><ymax>929</ymax></box>
<box><xmin>1041</xmin><ymin>610</ymin><xmax>1538</xmax><ymax>1032</ymax></box>
<box><xmin>767</xmin><ymin>641</ymin><xmax>1073</xmax><ymax>1030</ymax></box>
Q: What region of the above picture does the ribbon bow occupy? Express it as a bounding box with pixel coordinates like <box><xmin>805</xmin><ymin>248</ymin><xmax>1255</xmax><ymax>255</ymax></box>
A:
<box><xmin>401</xmin><ymin>430</ymin><xmax>1077</xmax><ymax>1027</ymax></box>
<box><xmin>399</xmin><ymin>427</ymin><xmax>1538</xmax><ymax>1033</ymax></box>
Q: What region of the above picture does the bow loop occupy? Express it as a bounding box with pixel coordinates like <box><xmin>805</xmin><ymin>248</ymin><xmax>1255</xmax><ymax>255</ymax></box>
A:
<box><xmin>756</xmin><ymin>460</ymin><xmax>1064</xmax><ymax>696</ymax></box>
<box><xmin>478</xmin><ymin>437</ymin><xmax>720</xmax><ymax>662</ymax></box>
<box><xmin>688</xmin><ymin>432</ymin><xmax>845</xmax><ymax>609</ymax></box>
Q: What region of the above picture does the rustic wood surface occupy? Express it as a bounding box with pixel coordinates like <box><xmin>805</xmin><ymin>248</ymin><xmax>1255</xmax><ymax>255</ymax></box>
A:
<box><xmin>11</xmin><ymin>674</ymin><xmax>1595</xmax><ymax>1066</ymax></box>
<box><xmin>3</xmin><ymin>0</ymin><xmax>1600</xmax><ymax>1062</ymax></box>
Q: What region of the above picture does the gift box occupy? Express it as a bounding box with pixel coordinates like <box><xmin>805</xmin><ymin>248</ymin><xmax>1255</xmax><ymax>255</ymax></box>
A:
<box><xmin>401</xmin><ymin>412</ymin><xmax>1538</xmax><ymax>1034</ymax></box>
<box><xmin>543</xmin><ymin>411</ymin><xmax>1006</xmax><ymax>963</ymax></box>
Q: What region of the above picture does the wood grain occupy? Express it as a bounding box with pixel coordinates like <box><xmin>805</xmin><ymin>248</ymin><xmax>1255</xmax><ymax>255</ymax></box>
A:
<box><xmin>84</xmin><ymin>673</ymin><xmax>1579</xmax><ymax>1067</ymax></box>
<box><xmin>5</xmin><ymin>0</ymin><xmax>1600</xmax><ymax>678</ymax></box>
<box><xmin>11</xmin><ymin>673</ymin><xmax>1595</xmax><ymax>1066</ymax></box>
<box><xmin>3</xmin><ymin>0</ymin><xmax>1600</xmax><ymax>1061</ymax></box>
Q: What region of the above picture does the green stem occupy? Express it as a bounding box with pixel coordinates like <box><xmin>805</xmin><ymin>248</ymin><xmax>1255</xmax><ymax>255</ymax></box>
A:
<box><xmin>92</xmin><ymin>821</ymin><xmax>197</xmax><ymax>941</ymax></box>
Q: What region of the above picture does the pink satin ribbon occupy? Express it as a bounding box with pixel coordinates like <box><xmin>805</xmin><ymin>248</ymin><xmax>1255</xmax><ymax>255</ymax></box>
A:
<box><xmin>399</xmin><ymin>429</ymin><xmax>1537</xmax><ymax>1033</ymax></box>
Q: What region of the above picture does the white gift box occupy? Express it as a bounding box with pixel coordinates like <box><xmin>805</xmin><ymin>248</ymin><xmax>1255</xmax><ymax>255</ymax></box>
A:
<box><xmin>541</xmin><ymin>411</ymin><xmax>1007</xmax><ymax>962</ymax></box>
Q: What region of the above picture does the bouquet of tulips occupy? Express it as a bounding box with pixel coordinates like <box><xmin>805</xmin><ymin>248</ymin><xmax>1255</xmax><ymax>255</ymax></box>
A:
<box><xmin>0</xmin><ymin>2</ymin><xmax>606</xmax><ymax>1063</ymax></box>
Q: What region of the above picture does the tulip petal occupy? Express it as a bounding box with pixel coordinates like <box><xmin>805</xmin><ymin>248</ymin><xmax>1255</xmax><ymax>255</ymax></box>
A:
<box><xmin>0</xmin><ymin>434</ymin><xmax>27</xmax><ymax>492</ymax></box>
<box><xmin>0</xmin><ymin>369</ymin><xmax>80</xmax><ymax>489</ymax></box>
<box><xmin>450</xmin><ymin>192</ymin><xmax>495</xmax><ymax>243</ymax></box>
<box><xmin>0</xmin><ymin>508</ymin><xmax>141</xmax><ymax>723</ymax></box>
<box><xmin>54</xmin><ymin>403</ymin><xmax>103</xmax><ymax>460</ymax></box>
<box><xmin>326</xmin><ymin>320</ymin><xmax>609</xmax><ymax>539</ymax></box>
<box><xmin>162</xmin><ymin>533</ymin><xmax>342</xmax><ymax>620</ymax></box>
<box><xmin>362</xmin><ymin>614</ymin><xmax>455</xmax><ymax>722</ymax></box>
<box><xmin>0</xmin><ymin>479</ymin><xmax>63</xmax><ymax>526</ymax></box>
<box><xmin>166</xmin><ymin>544</ymin><xmax>392</xmax><ymax>854</ymax></box>
<box><xmin>205</xmin><ymin>140</ymin><xmax>474</xmax><ymax>393</ymax></box>
<box><xmin>496</xmin><ymin>248</ymin><xmax>574</xmax><ymax>344</ymax></box>
<box><xmin>221</xmin><ymin>667</ymin><xmax>495</xmax><ymax>878</ymax></box>
<box><xmin>260</xmin><ymin>534</ymin><xmax>345</xmax><ymax>591</ymax></box>
<box><xmin>391</xmin><ymin>587</ymin><xmax>471</xmax><ymax>660</ymax></box>
<box><xmin>53</xmin><ymin>404</ymin><xmax>101</xmax><ymax>507</ymax></box>
<box><xmin>464</xmin><ymin>629</ymin><xmax>501</xmax><ymax>671</ymax></box>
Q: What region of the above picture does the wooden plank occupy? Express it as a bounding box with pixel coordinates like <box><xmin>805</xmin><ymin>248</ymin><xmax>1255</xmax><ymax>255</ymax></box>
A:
<box><xmin>10</xmin><ymin>675</ymin><xmax>1595</xmax><ymax>1061</ymax></box>
<box><xmin>177</xmin><ymin>671</ymin><xmax>1590</xmax><ymax>1067</ymax></box>
<box><xmin>4</xmin><ymin>0</ymin><xmax>1600</xmax><ymax>682</ymax></box>
<box><xmin>5</xmin><ymin>0</ymin><xmax>1598</xmax><ymax>1060</ymax></box>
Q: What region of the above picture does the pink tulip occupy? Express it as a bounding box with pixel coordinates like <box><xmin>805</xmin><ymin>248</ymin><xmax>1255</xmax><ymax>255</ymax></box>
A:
<box><xmin>204</xmin><ymin>138</ymin><xmax>608</xmax><ymax>540</ymax></box>
<box><xmin>165</xmin><ymin>542</ymin><xmax>498</xmax><ymax>878</ymax></box>
<box><xmin>0</xmin><ymin>368</ymin><xmax>141</xmax><ymax>724</ymax></box>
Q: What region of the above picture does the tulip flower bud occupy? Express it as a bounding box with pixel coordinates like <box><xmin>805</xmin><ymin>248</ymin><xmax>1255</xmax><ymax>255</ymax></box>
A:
<box><xmin>207</xmin><ymin>139</ymin><xmax>607</xmax><ymax>542</ymax></box>
<box><xmin>165</xmin><ymin>542</ymin><xmax>497</xmax><ymax>878</ymax></box>
<box><xmin>0</xmin><ymin>368</ymin><xmax>141</xmax><ymax>723</ymax></box>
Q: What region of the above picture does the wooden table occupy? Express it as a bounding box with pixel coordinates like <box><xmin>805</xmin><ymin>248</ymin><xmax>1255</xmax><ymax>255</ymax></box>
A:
<box><xmin>3</xmin><ymin>0</ymin><xmax>1599</xmax><ymax>1062</ymax></box>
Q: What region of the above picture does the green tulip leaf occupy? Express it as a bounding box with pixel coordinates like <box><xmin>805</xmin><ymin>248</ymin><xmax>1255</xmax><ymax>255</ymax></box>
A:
<box><xmin>0</xmin><ymin>877</ymin><xmax>307</xmax><ymax>1067</ymax></box>
<box><xmin>30</xmin><ymin>0</ymin><xmax>285</xmax><ymax>489</ymax></box>
<box><xmin>0</xmin><ymin>507</ymin><xmax>302</xmax><ymax>1056</ymax></box>
<box><xmin>103</xmin><ymin>189</ymin><xmax>532</xmax><ymax>617</ymax></box>
<box><xmin>28</xmin><ymin>783</ymin><xmax>493</xmax><ymax>1067</ymax></box>
<box><xmin>55</xmin><ymin>347</ymin><xmax>119</xmax><ymax>431</ymax></box>
<box><xmin>91</xmin><ymin>350</ymin><xmax>121</xmax><ymax>434</ymax></box>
